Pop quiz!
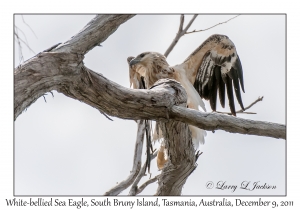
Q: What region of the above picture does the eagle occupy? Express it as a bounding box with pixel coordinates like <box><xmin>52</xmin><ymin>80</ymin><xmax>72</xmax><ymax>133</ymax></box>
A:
<box><xmin>127</xmin><ymin>34</ymin><xmax>245</xmax><ymax>169</ymax></box>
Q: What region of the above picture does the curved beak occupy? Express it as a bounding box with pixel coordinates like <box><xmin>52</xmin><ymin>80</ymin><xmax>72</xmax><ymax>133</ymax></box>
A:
<box><xmin>129</xmin><ymin>57</ymin><xmax>141</xmax><ymax>67</ymax></box>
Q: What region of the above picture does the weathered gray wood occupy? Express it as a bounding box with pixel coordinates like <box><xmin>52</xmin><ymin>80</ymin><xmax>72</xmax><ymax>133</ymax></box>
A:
<box><xmin>154</xmin><ymin>80</ymin><xmax>197</xmax><ymax>195</ymax></box>
<box><xmin>171</xmin><ymin>106</ymin><xmax>286</xmax><ymax>139</ymax></box>
<box><xmin>155</xmin><ymin>120</ymin><xmax>199</xmax><ymax>195</ymax></box>
<box><xmin>14</xmin><ymin>14</ymin><xmax>134</xmax><ymax>120</ymax></box>
<box><xmin>14</xmin><ymin>52</ymin><xmax>84</xmax><ymax>120</ymax></box>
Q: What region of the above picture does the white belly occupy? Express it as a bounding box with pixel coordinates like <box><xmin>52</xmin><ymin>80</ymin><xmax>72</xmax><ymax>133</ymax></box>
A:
<box><xmin>153</xmin><ymin>67</ymin><xmax>207</xmax><ymax>148</ymax></box>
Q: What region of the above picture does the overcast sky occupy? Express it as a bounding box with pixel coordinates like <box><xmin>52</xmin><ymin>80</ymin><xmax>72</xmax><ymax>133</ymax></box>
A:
<box><xmin>14</xmin><ymin>14</ymin><xmax>285</xmax><ymax>196</ymax></box>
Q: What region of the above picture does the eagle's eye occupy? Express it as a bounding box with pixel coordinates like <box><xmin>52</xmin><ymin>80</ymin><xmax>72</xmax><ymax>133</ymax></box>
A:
<box><xmin>140</xmin><ymin>53</ymin><xmax>145</xmax><ymax>58</ymax></box>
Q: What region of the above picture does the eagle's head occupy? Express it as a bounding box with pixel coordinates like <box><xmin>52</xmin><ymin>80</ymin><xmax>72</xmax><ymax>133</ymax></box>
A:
<box><xmin>128</xmin><ymin>52</ymin><xmax>174</xmax><ymax>88</ymax></box>
<box><xmin>129</xmin><ymin>52</ymin><xmax>168</xmax><ymax>69</ymax></box>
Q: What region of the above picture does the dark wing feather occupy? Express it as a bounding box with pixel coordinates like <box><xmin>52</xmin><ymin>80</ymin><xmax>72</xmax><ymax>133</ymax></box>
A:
<box><xmin>181</xmin><ymin>34</ymin><xmax>245</xmax><ymax>115</ymax></box>
<box><xmin>233</xmin><ymin>54</ymin><xmax>245</xmax><ymax>93</ymax></box>
<box><xmin>229</xmin><ymin>65</ymin><xmax>245</xmax><ymax>111</ymax></box>
<box><xmin>209</xmin><ymin>66</ymin><xmax>218</xmax><ymax>111</ymax></box>
<box><xmin>214</xmin><ymin>65</ymin><xmax>226</xmax><ymax>108</ymax></box>
<box><xmin>225</xmin><ymin>74</ymin><xmax>236</xmax><ymax>116</ymax></box>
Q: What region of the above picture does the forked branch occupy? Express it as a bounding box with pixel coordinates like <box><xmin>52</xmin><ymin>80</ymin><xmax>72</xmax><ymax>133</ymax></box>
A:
<box><xmin>164</xmin><ymin>15</ymin><xmax>198</xmax><ymax>57</ymax></box>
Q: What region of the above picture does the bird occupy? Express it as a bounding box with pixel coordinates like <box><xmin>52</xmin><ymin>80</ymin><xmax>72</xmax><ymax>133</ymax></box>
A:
<box><xmin>127</xmin><ymin>34</ymin><xmax>245</xmax><ymax>169</ymax></box>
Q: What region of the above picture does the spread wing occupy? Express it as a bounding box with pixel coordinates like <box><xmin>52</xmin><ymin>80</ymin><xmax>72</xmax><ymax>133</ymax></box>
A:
<box><xmin>180</xmin><ymin>34</ymin><xmax>245</xmax><ymax>116</ymax></box>
<box><xmin>127</xmin><ymin>56</ymin><xmax>146</xmax><ymax>89</ymax></box>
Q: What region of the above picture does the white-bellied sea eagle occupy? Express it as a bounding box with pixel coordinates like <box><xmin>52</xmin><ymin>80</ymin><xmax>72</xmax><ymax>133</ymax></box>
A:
<box><xmin>128</xmin><ymin>34</ymin><xmax>245</xmax><ymax>169</ymax></box>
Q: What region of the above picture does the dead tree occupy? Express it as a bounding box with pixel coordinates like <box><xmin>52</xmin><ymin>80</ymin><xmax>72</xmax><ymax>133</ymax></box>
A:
<box><xmin>14</xmin><ymin>15</ymin><xmax>286</xmax><ymax>195</ymax></box>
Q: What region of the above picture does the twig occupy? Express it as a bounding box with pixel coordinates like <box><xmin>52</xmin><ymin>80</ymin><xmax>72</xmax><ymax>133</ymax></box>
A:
<box><xmin>14</xmin><ymin>31</ymin><xmax>36</xmax><ymax>54</ymax></box>
<box><xmin>43</xmin><ymin>43</ymin><xmax>62</xmax><ymax>52</ymax></box>
<box><xmin>14</xmin><ymin>29</ymin><xmax>24</xmax><ymax>63</ymax></box>
<box><xmin>42</xmin><ymin>95</ymin><xmax>47</xmax><ymax>103</ymax></box>
<box><xmin>242</xmin><ymin>96</ymin><xmax>264</xmax><ymax>111</ymax></box>
<box><xmin>136</xmin><ymin>175</ymin><xmax>159</xmax><ymax>195</ymax></box>
<box><xmin>21</xmin><ymin>15</ymin><xmax>38</xmax><ymax>39</ymax></box>
<box><xmin>164</xmin><ymin>15</ymin><xmax>198</xmax><ymax>58</ymax></box>
<box><xmin>215</xmin><ymin>111</ymin><xmax>257</xmax><ymax>115</ymax></box>
<box><xmin>215</xmin><ymin>96</ymin><xmax>263</xmax><ymax>115</ymax></box>
<box><xmin>185</xmin><ymin>15</ymin><xmax>240</xmax><ymax>34</ymax></box>
<box><xmin>99</xmin><ymin>110</ymin><xmax>113</xmax><ymax>121</ymax></box>
<box><xmin>15</xmin><ymin>16</ymin><xmax>37</xmax><ymax>63</ymax></box>
<box><xmin>15</xmin><ymin>26</ymin><xmax>30</xmax><ymax>47</ymax></box>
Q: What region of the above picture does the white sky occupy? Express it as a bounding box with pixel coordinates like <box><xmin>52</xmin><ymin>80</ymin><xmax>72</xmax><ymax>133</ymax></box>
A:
<box><xmin>13</xmin><ymin>14</ymin><xmax>286</xmax><ymax>196</ymax></box>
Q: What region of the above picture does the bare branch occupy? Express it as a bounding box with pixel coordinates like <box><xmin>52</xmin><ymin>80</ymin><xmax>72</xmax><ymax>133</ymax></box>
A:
<box><xmin>164</xmin><ymin>15</ymin><xmax>198</xmax><ymax>58</ymax></box>
<box><xmin>14</xmin><ymin>14</ymin><xmax>135</xmax><ymax>120</ymax></box>
<box><xmin>178</xmin><ymin>15</ymin><xmax>184</xmax><ymax>32</ymax></box>
<box><xmin>136</xmin><ymin>175</ymin><xmax>159</xmax><ymax>195</ymax></box>
<box><xmin>185</xmin><ymin>15</ymin><xmax>240</xmax><ymax>34</ymax></box>
<box><xmin>242</xmin><ymin>96</ymin><xmax>264</xmax><ymax>111</ymax></box>
<box><xmin>128</xmin><ymin>151</ymin><xmax>157</xmax><ymax>195</ymax></box>
<box><xmin>171</xmin><ymin>106</ymin><xmax>285</xmax><ymax>139</ymax></box>
<box><xmin>216</xmin><ymin>96</ymin><xmax>263</xmax><ymax>115</ymax></box>
<box><xmin>182</xmin><ymin>14</ymin><xmax>198</xmax><ymax>33</ymax></box>
<box><xmin>104</xmin><ymin>120</ymin><xmax>145</xmax><ymax>195</ymax></box>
